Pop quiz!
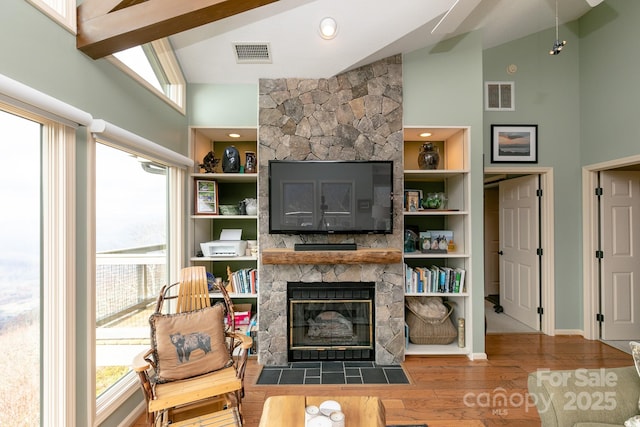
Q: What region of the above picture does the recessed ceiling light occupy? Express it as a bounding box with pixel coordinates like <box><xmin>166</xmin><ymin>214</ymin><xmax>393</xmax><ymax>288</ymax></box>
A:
<box><xmin>228</xmin><ymin>133</ymin><xmax>241</xmax><ymax>138</ymax></box>
<box><xmin>419</xmin><ymin>132</ymin><xmax>432</xmax><ymax>138</ymax></box>
<box><xmin>319</xmin><ymin>17</ymin><xmax>338</xmax><ymax>40</ymax></box>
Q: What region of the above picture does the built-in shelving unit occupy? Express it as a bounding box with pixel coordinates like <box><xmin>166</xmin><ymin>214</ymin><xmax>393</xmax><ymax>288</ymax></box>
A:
<box><xmin>403</xmin><ymin>126</ymin><xmax>472</xmax><ymax>356</ymax></box>
<box><xmin>187</xmin><ymin>127</ymin><xmax>259</xmax><ymax>311</ymax></box>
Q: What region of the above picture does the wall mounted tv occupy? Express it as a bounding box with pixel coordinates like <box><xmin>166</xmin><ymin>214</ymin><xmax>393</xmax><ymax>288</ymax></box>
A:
<box><xmin>268</xmin><ymin>160</ymin><xmax>393</xmax><ymax>234</ymax></box>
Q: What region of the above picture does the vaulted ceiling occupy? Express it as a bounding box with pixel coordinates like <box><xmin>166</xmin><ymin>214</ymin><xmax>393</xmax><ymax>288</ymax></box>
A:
<box><xmin>77</xmin><ymin>0</ymin><xmax>602</xmax><ymax>85</ymax></box>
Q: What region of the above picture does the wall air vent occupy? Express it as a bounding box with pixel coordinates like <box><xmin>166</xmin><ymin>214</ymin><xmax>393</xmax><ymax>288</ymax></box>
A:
<box><xmin>233</xmin><ymin>43</ymin><xmax>272</xmax><ymax>64</ymax></box>
<box><xmin>485</xmin><ymin>81</ymin><xmax>514</xmax><ymax>111</ymax></box>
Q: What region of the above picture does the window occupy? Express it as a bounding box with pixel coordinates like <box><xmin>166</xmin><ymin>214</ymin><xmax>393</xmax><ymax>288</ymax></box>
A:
<box><xmin>485</xmin><ymin>81</ymin><xmax>515</xmax><ymax>111</ymax></box>
<box><xmin>0</xmin><ymin>101</ymin><xmax>76</xmax><ymax>426</ymax></box>
<box><xmin>26</xmin><ymin>0</ymin><xmax>76</xmax><ymax>32</ymax></box>
<box><xmin>91</xmin><ymin>127</ymin><xmax>188</xmax><ymax>422</ymax></box>
<box><xmin>0</xmin><ymin>110</ymin><xmax>41</xmax><ymax>425</ymax></box>
<box><xmin>95</xmin><ymin>143</ymin><xmax>168</xmax><ymax>398</ymax></box>
<box><xmin>110</xmin><ymin>39</ymin><xmax>186</xmax><ymax>114</ymax></box>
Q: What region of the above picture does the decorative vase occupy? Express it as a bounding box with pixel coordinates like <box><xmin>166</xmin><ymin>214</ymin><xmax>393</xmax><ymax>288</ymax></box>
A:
<box><xmin>417</xmin><ymin>143</ymin><xmax>440</xmax><ymax>170</ymax></box>
<box><xmin>222</xmin><ymin>146</ymin><xmax>240</xmax><ymax>173</ymax></box>
<box><xmin>243</xmin><ymin>198</ymin><xmax>257</xmax><ymax>215</ymax></box>
<box><xmin>245</xmin><ymin>151</ymin><xmax>256</xmax><ymax>173</ymax></box>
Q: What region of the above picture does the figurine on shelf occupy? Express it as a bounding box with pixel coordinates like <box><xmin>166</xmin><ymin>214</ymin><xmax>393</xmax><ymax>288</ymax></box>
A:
<box><xmin>222</xmin><ymin>145</ymin><xmax>241</xmax><ymax>173</ymax></box>
<box><xmin>199</xmin><ymin>151</ymin><xmax>220</xmax><ymax>173</ymax></box>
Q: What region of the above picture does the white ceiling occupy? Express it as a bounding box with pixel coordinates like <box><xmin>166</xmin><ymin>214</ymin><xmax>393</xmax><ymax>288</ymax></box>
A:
<box><xmin>169</xmin><ymin>0</ymin><xmax>599</xmax><ymax>85</ymax></box>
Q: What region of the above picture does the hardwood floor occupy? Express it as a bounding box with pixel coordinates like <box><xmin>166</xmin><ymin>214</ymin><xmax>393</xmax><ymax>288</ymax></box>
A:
<box><xmin>130</xmin><ymin>334</ymin><xmax>633</xmax><ymax>427</ymax></box>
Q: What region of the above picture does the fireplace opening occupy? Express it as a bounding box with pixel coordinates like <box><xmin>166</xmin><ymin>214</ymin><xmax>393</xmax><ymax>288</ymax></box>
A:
<box><xmin>287</xmin><ymin>282</ymin><xmax>375</xmax><ymax>362</ymax></box>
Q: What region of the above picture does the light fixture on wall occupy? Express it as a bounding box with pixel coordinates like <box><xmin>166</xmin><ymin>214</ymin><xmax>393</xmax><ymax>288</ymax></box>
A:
<box><xmin>549</xmin><ymin>0</ymin><xmax>566</xmax><ymax>55</ymax></box>
<box><xmin>319</xmin><ymin>17</ymin><xmax>338</xmax><ymax>40</ymax></box>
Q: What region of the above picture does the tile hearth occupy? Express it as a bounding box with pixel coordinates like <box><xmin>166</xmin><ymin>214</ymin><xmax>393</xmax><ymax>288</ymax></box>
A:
<box><xmin>256</xmin><ymin>361</ymin><xmax>410</xmax><ymax>385</ymax></box>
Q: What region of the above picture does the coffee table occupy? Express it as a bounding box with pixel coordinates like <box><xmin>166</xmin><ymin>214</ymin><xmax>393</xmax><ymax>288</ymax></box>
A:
<box><xmin>259</xmin><ymin>395</ymin><xmax>385</xmax><ymax>427</ymax></box>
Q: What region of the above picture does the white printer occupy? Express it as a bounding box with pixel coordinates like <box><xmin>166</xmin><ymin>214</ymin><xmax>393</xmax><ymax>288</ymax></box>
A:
<box><xmin>200</xmin><ymin>229</ymin><xmax>247</xmax><ymax>257</ymax></box>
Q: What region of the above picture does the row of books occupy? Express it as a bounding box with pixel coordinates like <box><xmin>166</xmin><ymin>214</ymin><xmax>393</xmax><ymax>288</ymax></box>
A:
<box><xmin>405</xmin><ymin>264</ymin><xmax>466</xmax><ymax>294</ymax></box>
<box><xmin>230</xmin><ymin>268</ymin><xmax>258</xmax><ymax>294</ymax></box>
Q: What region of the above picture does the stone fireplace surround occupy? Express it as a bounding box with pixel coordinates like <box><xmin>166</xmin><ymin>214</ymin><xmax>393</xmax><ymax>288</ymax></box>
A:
<box><xmin>257</xmin><ymin>55</ymin><xmax>405</xmax><ymax>366</ymax></box>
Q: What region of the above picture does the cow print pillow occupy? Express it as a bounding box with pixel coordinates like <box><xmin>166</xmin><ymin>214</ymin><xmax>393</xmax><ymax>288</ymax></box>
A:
<box><xmin>150</xmin><ymin>303</ymin><xmax>232</xmax><ymax>383</ymax></box>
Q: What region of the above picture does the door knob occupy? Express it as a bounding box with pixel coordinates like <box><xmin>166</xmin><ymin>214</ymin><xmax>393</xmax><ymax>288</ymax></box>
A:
<box><xmin>498</xmin><ymin>250</ymin><xmax>504</xmax><ymax>255</ymax></box>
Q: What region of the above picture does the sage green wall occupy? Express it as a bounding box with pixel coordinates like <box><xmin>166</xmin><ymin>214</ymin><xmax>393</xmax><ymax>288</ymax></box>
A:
<box><xmin>403</xmin><ymin>31</ymin><xmax>485</xmax><ymax>354</ymax></box>
<box><xmin>483</xmin><ymin>23</ymin><xmax>583</xmax><ymax>330</ymax></box>
<box><xmin>188</xmin><ymin>83</ymin><xmax>258</xmax><ymax>127</ymax></box>
<box><xmin>0</xmin><ymin>2</ymin><xmax>188</xmax><ymax>427</ymax></box>
<box><xmin>579</xmin><ymin>0</ymin><xmax>640</xmax><ymax>165</ymax></box>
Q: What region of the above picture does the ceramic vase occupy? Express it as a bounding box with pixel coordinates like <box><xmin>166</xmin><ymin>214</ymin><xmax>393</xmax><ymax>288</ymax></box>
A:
<box><xmin>417</xmin><ymin>143</ymin><xmax>440</xmax><ymax>170</ymax></box>
<box><xmin>245</xmin><ymin>151</ymin><xmax>256</xmax><ymax>173</ymax></box>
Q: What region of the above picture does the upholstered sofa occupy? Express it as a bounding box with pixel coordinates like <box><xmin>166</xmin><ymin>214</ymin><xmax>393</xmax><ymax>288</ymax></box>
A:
<box><xmin>528</xmin><ymin>365</ymin><xmax>640</xmax><ymax>427</ymax></box>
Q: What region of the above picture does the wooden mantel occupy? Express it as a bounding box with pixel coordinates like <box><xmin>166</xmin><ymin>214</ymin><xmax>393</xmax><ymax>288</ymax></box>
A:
<box><xmin>261</xmin><ymin>248</ymin><xmax>402</xmax><ymax>265</ymax></box>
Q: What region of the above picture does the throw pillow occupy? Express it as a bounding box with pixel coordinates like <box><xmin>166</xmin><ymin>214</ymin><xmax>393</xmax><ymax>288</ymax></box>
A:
<box><xmin>150</xmin><ymin>303</ymin><xmax>232</xmax><ymax>383</ymax></box>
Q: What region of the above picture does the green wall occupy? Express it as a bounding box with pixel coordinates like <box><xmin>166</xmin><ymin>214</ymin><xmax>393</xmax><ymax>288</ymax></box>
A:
<box><xmin>188</xmin><ymin>83</ymin><xmax>258</xmax><ymax>127</ymax></box>
<box><xmin>403</xmin><ymin>31</ymin><xmax>486</xmax><ymax>354</ymax></box>
<box><xmin>580</xmin><ymin>0</ymin><xmax>640</xmax><ymax>165</ymax></box>
<box><xmin>483</xmin><ymin>22</ymin><xmax>583</xmax><ymax>330</ymax></box>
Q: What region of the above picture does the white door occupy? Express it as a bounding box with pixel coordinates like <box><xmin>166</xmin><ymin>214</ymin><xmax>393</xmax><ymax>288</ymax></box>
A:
<box><xmin>499</xmin><ymin>175</ymin><xmax>540</xmax><ymax>330</ymax></box>
<box><xmin>600</xmin><ymin>171</ymin><xmax>640</xmax><ymax>340</ymax></box>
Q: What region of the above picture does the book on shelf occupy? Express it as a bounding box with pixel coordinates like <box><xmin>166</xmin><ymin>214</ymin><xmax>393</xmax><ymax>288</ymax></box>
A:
<box><xmin>227</xmin><ymin>266</ymin><xmax>259</xmax><ymax>294</ymax></box>
<box><xmin>404</xmin><ymin>263</ymin><xmax>466</xmax><ymax>294</ymax></box>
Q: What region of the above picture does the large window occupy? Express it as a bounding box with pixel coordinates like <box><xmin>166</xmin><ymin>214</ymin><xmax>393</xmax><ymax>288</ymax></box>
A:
<box><xmin>0</xmin><ymin>111</ymin><xmax>41</xmax><ymax>425</ymax></box>
<box><xmin>95</xmin><ymin>143</ymin><xmax>169</xmax><ymax>397</ymax></box>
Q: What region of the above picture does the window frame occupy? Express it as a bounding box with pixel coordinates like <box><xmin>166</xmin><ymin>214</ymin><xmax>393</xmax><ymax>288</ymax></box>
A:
<box><xmin>0</xmin><ymin>101</ymin><xmax>78</xmax><ymax>426</ymax></box>
<box><xmin>89</xmin><ymin>130</ymin><xmax>188</xmax><ymax>425</ymax></box>
<box><xmin>108</xmin><ymin>39</ymin><xmax>187</xmax><ymax>115</ymax></box>
<box><xmin>26</xmin><ymin>0</ymin><xmax>76</xmax><ymax>33</ymax></box>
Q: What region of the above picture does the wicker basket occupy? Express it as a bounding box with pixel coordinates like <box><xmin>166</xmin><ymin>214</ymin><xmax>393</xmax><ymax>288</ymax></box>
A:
<box><xmin>405</xmin><ymin>298</ymin><xmax>457</xmax><ymax>345</ymax></box>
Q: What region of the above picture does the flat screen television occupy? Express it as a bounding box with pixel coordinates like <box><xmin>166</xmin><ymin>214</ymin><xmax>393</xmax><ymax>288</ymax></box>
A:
<box><xmin>268</xmin><ymin>160</ymin><xmax>393</xmax><ymax>234</ymax></box>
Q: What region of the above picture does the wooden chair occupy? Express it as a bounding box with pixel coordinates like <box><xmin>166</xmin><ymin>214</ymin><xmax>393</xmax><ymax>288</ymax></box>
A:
<box><xmin>133</xmin><ymin>266</ymin><xmax>252</xmax><ymax>426</ymax></box>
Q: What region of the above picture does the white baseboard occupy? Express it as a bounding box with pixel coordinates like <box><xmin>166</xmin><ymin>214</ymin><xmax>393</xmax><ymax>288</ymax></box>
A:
<box><xmin>469</xmin><ymin>352</ymin><xmax>488</xmax><ymax>360</ymax></box>
<box><xmin>553</xmin><ymin>329</ymin><xmax>584</xmax><ymax>336</ymax></box>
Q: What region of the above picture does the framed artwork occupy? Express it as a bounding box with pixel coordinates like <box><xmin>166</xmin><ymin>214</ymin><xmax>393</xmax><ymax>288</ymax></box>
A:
<box><xmin>491</xmin><ymin>124</ymin><xmax>538</xmax><ymax>163</ymax></box>
<box><xmin>194</xmin><ymin>179</ymin><xmax>218</xmax><ymax>215</ymax></box>
<box><xmin>404</xmin><ymin>189</ymin><xmax>422</xmax><ymax>212</ymax></box>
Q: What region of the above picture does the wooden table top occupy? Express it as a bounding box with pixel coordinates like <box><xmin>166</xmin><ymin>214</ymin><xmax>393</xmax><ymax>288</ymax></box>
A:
<box><xmin>258</xmin><ymin>395</ymin><xmax>385</xmax><ymax>427</ymax></box>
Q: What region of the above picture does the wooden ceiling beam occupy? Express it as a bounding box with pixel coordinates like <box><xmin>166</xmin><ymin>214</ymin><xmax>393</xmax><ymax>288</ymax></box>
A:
<box><xmin>77</xmin><ymin>0</ymin><xmax>278</xmax><ymax>59</ymax></box>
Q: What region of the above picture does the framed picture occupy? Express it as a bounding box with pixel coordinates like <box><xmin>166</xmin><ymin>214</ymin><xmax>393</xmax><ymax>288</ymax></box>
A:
<box><xmin>404</xmin><ymin>190</ymin><xmax>421</xmax><ymax>212</ymax></box>
<box><xmin>491</xmin><ymin>124</ymin><xmax>538</xmax><ymax>163</ymax></box>
<box><xmin>194</xmin><ymin>179</ymin><xmax>218</xmax><ymax>215</ymax></box>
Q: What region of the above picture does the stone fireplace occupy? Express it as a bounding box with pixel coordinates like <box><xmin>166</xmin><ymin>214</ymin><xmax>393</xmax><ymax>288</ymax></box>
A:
<box><xmin>288</xmin><ymin>282</ymin><xmax>375</xmax><ymax>362</ymax></box>
<box><xmin>257</xmin><ymin>56</ymin><xmax>405</xmax><ymax>366</ymax></box>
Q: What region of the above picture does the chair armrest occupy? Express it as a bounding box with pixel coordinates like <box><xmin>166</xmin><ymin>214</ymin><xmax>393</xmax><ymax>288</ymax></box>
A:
<box><xmin>132</xmin><ymin>348</ymin><xmax>154</xmax><ymax>373</ymax></box>
<box><xmin>528</xmin><ymin>366</ymin><xmax>640</xmax><ymax>427</ymax></box>
<box><xmin>228</xmin><ymin>331</ymin><xmax>253</xmax><ymax>351</ymax></box>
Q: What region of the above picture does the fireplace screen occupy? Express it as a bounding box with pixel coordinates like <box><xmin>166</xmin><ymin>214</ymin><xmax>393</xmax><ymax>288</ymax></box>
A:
<box><xmin>288</xmin><ymin>282</ymin><xmax>374</xmax><ymax>361</ymax></box>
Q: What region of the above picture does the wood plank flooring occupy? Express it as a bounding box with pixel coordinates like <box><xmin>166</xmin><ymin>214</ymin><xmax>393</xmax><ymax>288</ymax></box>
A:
<box><xmin>130</xmin><ymin>334</ymin><xmax>634</xmax><ymax>427</ymax></box>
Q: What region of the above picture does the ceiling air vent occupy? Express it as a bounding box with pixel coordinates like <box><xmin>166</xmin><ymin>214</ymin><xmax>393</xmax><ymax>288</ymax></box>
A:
<box><xmin>233</xmin><ymin>43</ymin><xmax>272</xmax><ymax>64</ymax></box>
<box><xmin>485</xmin><ymin>81</ymin><xmax>514</xmax><ymax>111</ymax></box>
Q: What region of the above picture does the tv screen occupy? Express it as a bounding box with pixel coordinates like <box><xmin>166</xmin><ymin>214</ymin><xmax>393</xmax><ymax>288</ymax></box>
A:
<box><xmin>268</xmin><ymin>160</ymin><xmax>393</xmax><ymax>234</ymax></box>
